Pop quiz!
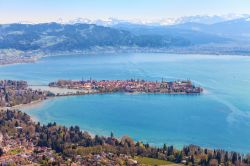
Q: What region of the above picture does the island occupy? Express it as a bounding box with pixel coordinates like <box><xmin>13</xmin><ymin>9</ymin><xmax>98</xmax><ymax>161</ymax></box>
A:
<box><xmin>0</xmin><ymin>79</ymin><xmax>202</xmax><ymax>108</ymax></box>
<box><xmin>49</xmin><ymin>79</ymin><xmax>203</xmax><ymax>95</ymax></box>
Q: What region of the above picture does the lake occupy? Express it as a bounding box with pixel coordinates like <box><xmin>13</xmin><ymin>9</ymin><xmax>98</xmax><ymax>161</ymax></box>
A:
<box><xmin>1</xmin><ymin>53</ymin><xmax>250</xmax><ymax>152</ymax></box>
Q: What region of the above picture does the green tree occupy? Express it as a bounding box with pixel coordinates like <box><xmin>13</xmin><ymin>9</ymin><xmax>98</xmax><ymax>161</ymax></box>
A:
<box><xmin>0</xmin><ymin>148</ymin><xmax>4</xmax><ymax>156</ymax></box>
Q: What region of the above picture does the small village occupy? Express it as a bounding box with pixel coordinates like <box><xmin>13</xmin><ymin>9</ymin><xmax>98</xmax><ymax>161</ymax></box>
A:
<box><xmin>49</xmin><ymin>79</ymin><xmax>203</xmax><ymax>94</ymax></box>
<box><xmin>0</xmin><ymin>109</ymin><xmax>140</xmax><ymax>165</ymax></box>
<box><xmin>0</xmin><ymin>135</ymin><xmax>138</xmax><ymax>165</ymax></box>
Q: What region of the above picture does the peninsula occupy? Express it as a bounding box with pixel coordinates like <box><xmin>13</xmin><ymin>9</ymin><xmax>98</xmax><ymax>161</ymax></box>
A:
<box><xmin>49</xmin><ymin>79</ymin><xmax>203</xmax><ymax>95</ymax></box>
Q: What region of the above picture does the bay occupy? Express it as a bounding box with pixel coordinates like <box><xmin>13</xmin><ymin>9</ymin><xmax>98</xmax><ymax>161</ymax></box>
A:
<box><xmin>1</xmin><ymin>53</ymin><xmax>250</xmax><ymax>152</ymax></box>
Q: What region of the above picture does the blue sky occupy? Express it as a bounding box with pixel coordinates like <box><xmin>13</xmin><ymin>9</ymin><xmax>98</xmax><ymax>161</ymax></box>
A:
<box><xmin>1</xmin><ymin>0</ymin><xmax>250</xmax><ymax>23</ymax></box>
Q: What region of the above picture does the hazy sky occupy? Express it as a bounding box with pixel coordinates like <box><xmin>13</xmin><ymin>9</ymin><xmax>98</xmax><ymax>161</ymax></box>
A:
<box><xmin>1</xmin><ymin>0</ymin><xmax>250</xmax><ymax>23</ymax></box>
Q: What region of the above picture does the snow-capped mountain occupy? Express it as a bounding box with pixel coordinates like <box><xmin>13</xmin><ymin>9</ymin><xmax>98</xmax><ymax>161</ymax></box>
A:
<box><xmin>58</xmin><ymin>18</ymin><xmax>129</xmax><ymax>26</ymax></box>
<box><xmin>172</xmin><ymin>14</ymin><xmax>250</xmax><ymax>25</ymax></box>
<box><xmin>9</xmin><ymin>14</ymin><xmax>250</xmax><ymax>27</ymax></box>
<box><xmin>59</xmin><ymin>14</ymin><xmax>250</xmax><ymax>26</ymax></box>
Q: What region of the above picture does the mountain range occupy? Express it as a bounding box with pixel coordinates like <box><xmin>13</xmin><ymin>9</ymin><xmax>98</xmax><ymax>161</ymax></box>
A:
<box><xmin>1</xmin><ymin>15</ymin><xmax>250</xmax><ymax>58</ymax></box>
<box><xmin>58</xmin><ymin>14</ymin><xmax>250</xmax><ymax>26</ymax></box>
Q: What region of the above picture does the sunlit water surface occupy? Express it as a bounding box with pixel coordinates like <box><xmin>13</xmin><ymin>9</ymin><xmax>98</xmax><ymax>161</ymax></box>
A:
<box><xmin>1</xmin><ymin>53</ymin><xmax>250</xmax><ymax>152</ymax></box>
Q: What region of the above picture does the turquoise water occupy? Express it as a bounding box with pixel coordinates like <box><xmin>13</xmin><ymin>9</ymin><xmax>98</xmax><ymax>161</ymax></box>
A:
<box><xmin>1</xmin><ymin>53</ymin><xmax>250</xmax><ymax>152</ymax></box>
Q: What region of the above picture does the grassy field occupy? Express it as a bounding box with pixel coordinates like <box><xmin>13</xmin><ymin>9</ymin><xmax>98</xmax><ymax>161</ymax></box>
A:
<box><xmin>135</xmin><ymin>156</ymin><xmax>182</xmax><ymax>166</ymax></box>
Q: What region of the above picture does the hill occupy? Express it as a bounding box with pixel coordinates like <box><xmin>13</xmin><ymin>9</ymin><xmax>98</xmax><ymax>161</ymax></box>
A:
<box><xmin>0</xmin><ymin>23</ymin><xmax>192</xmax><ymax>52</ymax></box>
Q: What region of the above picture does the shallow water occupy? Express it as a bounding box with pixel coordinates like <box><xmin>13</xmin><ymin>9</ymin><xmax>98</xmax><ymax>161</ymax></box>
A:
<box><xmin>1</xmin><ymin>53</ymin><xmax>250</xmax><ymax>152</ymax></box>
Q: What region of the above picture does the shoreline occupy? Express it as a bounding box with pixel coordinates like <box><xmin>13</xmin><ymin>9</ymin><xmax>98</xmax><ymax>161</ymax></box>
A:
<box><xmin>0</xmin><ymin>87</ymin><xmax>244</xmax><ymax>154</ymax></box>
<box><xmin>0</xmin><ymin>109</ymin><xmax>248</xmax><ymax>165</ymax></box>
<box><xmin>0</xmin><ymin>97</ymin><xmax>52</xmax><ymax>111</ymax></box>
<box><xmin>1</xmin><ymin>102</ymin><xmax>242</xmax><ymax>154</ymax></box>
<box><xmin>0</xmin><ymin>86</ymin><xmax>206</xmax><ymax>111</ymax></box>
<box><xmin>1</xmin><ymin>50</ymin><xmax>250</xmax><ymax>67</ymax></box>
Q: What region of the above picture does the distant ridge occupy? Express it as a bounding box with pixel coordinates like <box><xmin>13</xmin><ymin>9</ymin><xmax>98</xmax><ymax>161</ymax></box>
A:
<box><xmin>1</xmin><ymin>15</ymin><xmax>250</xmax><ymax>65</ymax></box>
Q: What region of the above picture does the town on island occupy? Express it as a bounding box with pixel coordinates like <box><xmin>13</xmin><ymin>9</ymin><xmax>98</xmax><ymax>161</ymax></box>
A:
<box><xmin>0</xmin><ymin>79</ymin><xmax>202</xmax><ymax>107</ymax></box>
<box><xmin>49</xmin><ymin>79</ymin><xmax>203</xmax><ymax>95</ymax></box>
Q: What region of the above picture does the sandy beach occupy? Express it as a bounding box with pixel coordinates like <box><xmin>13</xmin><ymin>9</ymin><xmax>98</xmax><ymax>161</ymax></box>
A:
<box><xmin>0</xmin><ymin>98</ymin><xmax>48</xmax><ymax>111</ymax></box>
<box><xmin>0</xmin><ymin>86</ymin><xmax>95</xmax><ymax>111</ymax></box>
